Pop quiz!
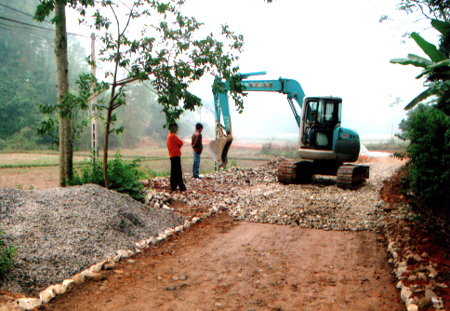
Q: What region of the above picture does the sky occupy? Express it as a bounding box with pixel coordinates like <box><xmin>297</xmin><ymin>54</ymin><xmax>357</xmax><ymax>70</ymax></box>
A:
<box><xmin>67</xmin><ymin>0</ymin><xmax>441</xmax><ymax>141</ymax></box>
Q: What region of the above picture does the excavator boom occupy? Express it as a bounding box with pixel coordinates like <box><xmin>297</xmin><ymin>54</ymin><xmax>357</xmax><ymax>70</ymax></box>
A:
<box><xmin>208</xmin><ymin>72</ymin><xmax>306</xmax><ymax>166</ymax></box>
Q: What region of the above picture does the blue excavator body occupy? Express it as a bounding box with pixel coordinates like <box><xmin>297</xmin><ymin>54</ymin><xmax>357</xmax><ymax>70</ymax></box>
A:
<box><xmin>209</xmin><ymin>72</ymin><xmax>369</xmax><ymax>189</ymax></box>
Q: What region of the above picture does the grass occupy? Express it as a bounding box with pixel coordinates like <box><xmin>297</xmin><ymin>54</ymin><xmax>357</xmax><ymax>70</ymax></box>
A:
<box><xmin>364</xmin><ymin>141</ymin><xmax>409</xmax><ymax>153</ymax></box>
<box><xmin>0</xmin><ymin>143</ymin><xmax>289</xmax><ymax>185</ymax></box>
<box><xmin>0</xmin><ymin>153</ymin><xmax>86</xmax><ymax>168</ymax></box>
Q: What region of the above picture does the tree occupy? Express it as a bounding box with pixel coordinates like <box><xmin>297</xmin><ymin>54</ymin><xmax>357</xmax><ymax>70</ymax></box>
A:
<box><xmin>395</xmin><ymin>0</ymin><xmax>450</xmax><ymax>21</ymax></box>
<box><xmin>397</xmin><ymin>104</ymin><xmax>450</xmax><ymax>207</ymax></box>
<box><xmin>0</xmin><ymin>0</ymin><xmax>56</xmax><ymax>142</ymax></box>
<box><xmin>391</xmin><ymin>19</ymin><xmax>450</xmax><ymax>114</ymax></box>
<box><xmin>36</xmin><ymin>0</ymin><xmax>244</xmax><ymax>189</ymax></box>
<box><xmin>390</xmin><ymin>8</ymin><xmax>450</xmax><ymax>213</ymax></box>
<box><xmin>54</xmin><ymin>2</ymin><xmax>73</xmax><ymax>186</ymax></box>
<box><xmin>35</xmin><ymin>1</ymin><xmax>90</xmax><ymax>186</ymax></box>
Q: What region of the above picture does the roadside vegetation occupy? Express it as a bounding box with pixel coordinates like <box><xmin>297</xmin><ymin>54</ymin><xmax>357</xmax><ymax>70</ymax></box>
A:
<box><xmin>389</xmin><ymin>0</ymin><xmax>450</xmax><ymax>234</ymax></box>
<box><xmin>69</xmin><ymin>152</ymin><xmax>145</xmax><ymax>201</ymax></box>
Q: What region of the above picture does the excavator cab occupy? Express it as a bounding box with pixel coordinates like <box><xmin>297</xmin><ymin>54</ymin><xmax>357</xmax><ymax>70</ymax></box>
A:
<box><xmin>301</xmin><ymin>97</ymin><xmax>342</xmax><ymax>150</ymax></box>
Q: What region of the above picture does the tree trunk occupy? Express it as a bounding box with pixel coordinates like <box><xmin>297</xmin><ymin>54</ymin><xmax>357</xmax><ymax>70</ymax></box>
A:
<box><xmin>103</xmin><ymin>106</ymin><xmax>113</xmax><ymax>189</ymax></box>
<box><xmin>54</xmin><ymin>2</ymin><xmax>72</xmax><ymax>186</ymax></box>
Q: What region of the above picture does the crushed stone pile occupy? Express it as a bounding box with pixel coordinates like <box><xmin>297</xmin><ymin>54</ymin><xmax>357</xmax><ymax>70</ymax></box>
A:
<box><xmin>0</xmin><ymin>184</ymin><xmax>185</xmax><ymax>295</ymax></box>
<box><xmin>146</xmin><ymin>158</ymin><xmax>400</xmax><ymax>232</ymax></box>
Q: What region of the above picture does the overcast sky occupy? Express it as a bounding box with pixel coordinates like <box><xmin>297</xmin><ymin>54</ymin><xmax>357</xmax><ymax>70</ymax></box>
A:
<box><xmin>68</xmin><ymin>0</ymin><xmax>440</xmax><ymax>141</ymax></box>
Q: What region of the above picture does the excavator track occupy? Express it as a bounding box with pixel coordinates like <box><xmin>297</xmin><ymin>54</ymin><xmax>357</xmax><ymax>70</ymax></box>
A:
<box><xmin>277</xmin><ymin>160</ymin><xmax>314</xmax><ymax>184</ymax></box>
<box><xmin>336</xmin><ymin>164</ymin><xmax>370</xmax><ymax>190</ymax></box>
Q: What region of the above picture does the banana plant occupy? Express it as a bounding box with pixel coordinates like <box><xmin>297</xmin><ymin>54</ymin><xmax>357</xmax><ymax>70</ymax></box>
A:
<box><xmin>391</xmin><ymin>19</ymin><xmax>450</xmax><ymax>112</ymax></box>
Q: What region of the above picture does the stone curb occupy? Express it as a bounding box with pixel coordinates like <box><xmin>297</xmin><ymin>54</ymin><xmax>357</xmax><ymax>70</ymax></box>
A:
<box><xmin>2</xmin><ymin>193</ymin><xmax>211</xmax><ymax>311</ymax></box>
<box><xmin>385</xmin><ymin>212</ymin><xmax>448</xmax><ymax>311</ymax></box>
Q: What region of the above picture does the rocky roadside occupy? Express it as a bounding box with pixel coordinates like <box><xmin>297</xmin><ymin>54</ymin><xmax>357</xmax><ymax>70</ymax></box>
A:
<box><xmin>381</xmin><ymin>170</ymin><xmax>450</xmax><ymax>311</ymax></box>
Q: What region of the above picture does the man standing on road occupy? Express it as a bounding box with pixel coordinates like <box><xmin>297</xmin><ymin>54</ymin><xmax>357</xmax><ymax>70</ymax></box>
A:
<box><xmin>167</xmin><ymin>123</ymin><xmax>186</xmax><ymax>192</ymax></box>
<box><xmin>191</xmin><ymin>123</ymin><xmax>203</xmax><ymax>180</ymax></box>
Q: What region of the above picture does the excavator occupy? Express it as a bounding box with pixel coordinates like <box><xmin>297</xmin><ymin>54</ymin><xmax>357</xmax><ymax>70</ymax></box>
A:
<box><xmin>207</xmin><ymin>72</ymin><xmax>369</xmax><ymax>189</ymax></box>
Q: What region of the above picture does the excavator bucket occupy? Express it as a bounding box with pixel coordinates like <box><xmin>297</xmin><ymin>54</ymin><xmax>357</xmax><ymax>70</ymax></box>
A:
<box><xmin>207</xmin><ymin>123</ymin><xmax>233</xmax><ymax>167</ymax></box>
<box><xmin>207</xmin><ymin>136</ymin><xmax>233</xmax><ymax>167</ymax></box>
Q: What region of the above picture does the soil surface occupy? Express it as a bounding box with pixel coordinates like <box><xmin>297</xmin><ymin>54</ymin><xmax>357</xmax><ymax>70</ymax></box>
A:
<box><xmin>0</xmin><ymin>166</ymin><xmax>59</xmax><ymax>190</ymax></box>
<box><xmin>0</xmin><ymin>154</ymin><xmax>410</xmax><ymax>310</ymax></box>
<box><xmin>40</xmin><ymin>212</ymin><xmax>401</xmax><ymax>311</ymax></box>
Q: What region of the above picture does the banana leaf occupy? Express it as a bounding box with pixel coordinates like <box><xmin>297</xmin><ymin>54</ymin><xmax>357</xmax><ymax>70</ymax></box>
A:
<box><xmin>390</xmin><ymin>54</ymin><xmax>432</xmax><ymax>68</ymax></box>
<box><xmin>411</xmin><ymin>32</ymin><xmax>447</xmax><ymax>62</ymax></box>
<box><xmin>404</xmin><ymin>87</ymin><xmax>439</xmax><ymax>110</ymax></box>
<box><xmin>425</xmin><ymin>59</ymin><xmax>450</xmax><ymax>70</ymax></box>
<box><xmin>431</xmin><ymin>19</ymin><xmax>450</xmax><ymax>36</ymax></box>
<box><xmin>415</xmin><ymin>68</ymin><xmax>434</xmax><ymax>79</ymax></box>
<box><xmin>438</xmin><ymin>90</ymin><xmax>450</xmax><ymax>108</ymax></box>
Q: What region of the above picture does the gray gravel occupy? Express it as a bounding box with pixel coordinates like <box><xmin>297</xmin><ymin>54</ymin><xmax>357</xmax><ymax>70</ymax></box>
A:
<box><xmin>0</xmin><ymin>184</ymin><xmax>185</xmax><ymax>295</ymax></box>
<box><xmin>179</xmin><ymin>160</ymin><xmax>400</xmax><ymax>231</ymax></box>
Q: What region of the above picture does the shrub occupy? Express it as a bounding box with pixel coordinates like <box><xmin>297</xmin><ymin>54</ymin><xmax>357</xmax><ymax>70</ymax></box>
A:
<box><xmin>108</xmin><ymin>153</ymin><xmax>144</xmax><ymax>201</ymax></box>
<box><xmin>397</xmin><ymin>104</ymin><xmax>450</xmax><ymax>208</ymax></box>
<box><xmin>70</xmin><ymin>151</ymin><xmax>145</xmax><ymax>201</ymax></box>
<box><xmin>0</xmin><ymin>230</ymin><xmax>16</xmax><ymax>279</ymax></box>
<box><xmin>260</xmin><ymin>142</ymin><xmax>273</xmax><ymax>155</ymax></box>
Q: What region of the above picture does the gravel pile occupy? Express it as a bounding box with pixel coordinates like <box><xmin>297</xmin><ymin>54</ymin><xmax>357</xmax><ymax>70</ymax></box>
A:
<box><xmin>0</xmin><ymin>184</ymin><xmax>185</xmax><ymax>295</ymax></box>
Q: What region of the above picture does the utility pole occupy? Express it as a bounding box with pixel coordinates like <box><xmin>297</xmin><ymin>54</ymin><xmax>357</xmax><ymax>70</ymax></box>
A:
<box><xmin>90</xmin><ymin>32</ymin><xmax>99</xmax><ymax>159</ymax></box>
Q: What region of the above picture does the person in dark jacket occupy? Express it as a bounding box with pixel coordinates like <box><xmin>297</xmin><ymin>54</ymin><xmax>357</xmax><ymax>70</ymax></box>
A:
<box><xmin>191</xmin><ymin>123</ymin><xmax>203</xmax><ymax>180</ymax></box>
<box><xmin>167</xmin><ymin>123</ymin><xmax>186</xmax><ymax>191</ymax></box>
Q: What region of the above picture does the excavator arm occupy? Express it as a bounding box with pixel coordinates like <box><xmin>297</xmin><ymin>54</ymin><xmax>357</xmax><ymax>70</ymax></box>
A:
<box><xmin>208</xmin><ymin>72</ymin><xmax>306</xmax><ymax>166</ymax></box>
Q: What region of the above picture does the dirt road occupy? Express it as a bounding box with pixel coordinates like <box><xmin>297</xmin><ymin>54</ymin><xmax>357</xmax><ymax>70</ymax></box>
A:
<box><xmin>41</xmin><ymin>212</ymin><xmax>402</xmax><ymax>311</ymax></box>
<box><xmin>0</xmin><ymin>154</ymin><xmax>407</xmax><ymax>310</ymax></box>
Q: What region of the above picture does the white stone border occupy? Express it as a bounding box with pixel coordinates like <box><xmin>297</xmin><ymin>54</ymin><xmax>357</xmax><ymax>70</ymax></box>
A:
<box><xmin>385</xmin><ymin>221</ymin><xmax>448</xmax><ymax>310</ymax></box>
<box><xmin>6</xmin><ymin>215</ymin><xmax>205</xmax><ymax>311</ymax></box>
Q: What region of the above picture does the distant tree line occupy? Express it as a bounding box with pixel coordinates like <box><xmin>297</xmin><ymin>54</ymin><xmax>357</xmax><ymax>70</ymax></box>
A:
<box><xmin>0</xmin><ymin>0</ymin><xmax>213</xmax><ymax>153</ymax></box>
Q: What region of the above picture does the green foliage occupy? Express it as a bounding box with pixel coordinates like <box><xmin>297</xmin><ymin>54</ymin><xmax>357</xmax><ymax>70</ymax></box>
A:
<box><xmin>0</xmin><ymin>0</ymin><xmax>90</xmax><ymax>148</ymax></box>
<box><xmin>0</xmin><ymin>231</ymin><xmax>16</xmax><ymax>279</ymax></box>
<box><xmin>108</xmin><ymin>153</ymin><xmax>144</xmax><ymax>200</ymax></box>
<box><xmin>396</xmin><ymin>1</ymin><xmax>450</xmax><ymax>21</ymax></box>
<box><xmin>34</xmin><ymin>0</ymin><xmax>245</xmax><ymax>188</ymax></box>
<box><xmin>0</xmin><ymin>0</ymin><xmax>55</xmax><ymax>141</ymax></box>
<box><xmin>229</xmin><ymin>159</ymin><xmax>238</xmax><ymax>168</ymax></box>
<box><xmin>0</xmin><ymin>126</ymin><xmax>55</xmax><ymax>152</ymax></box>
<box><xmin>70</xmin><ymin>151</ymin><xmax>145</xmax><ymax>201</ymax></box>
<box><xmin>397</xmin><ymin>104</ymin><xmax>450</xmax><ymax>206</ymax></box>
<box><xmin>141</xmin><ymin>167</ymin><xmax>168</xmax><ymax>179</ymax></box>
<box><xmin>391</xmin><ymin>19</ymin><xmax>450</xmax><ymax>113</ymax></box>
<box><xmin>36</xmin><ymin>73</ymin><xmax>103</xmax><ymax>150</ymax></box>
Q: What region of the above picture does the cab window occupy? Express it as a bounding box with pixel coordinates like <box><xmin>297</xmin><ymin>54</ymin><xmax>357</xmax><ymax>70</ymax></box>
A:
<box><xmin>307</xmin><ymin>101</ymin><xmax>318</xmax><ymax>122</ymax></box>
<box><xmin>324</xmin><ymin>102</ymin><xmax>334</xmax><ymax>122</ymax></box>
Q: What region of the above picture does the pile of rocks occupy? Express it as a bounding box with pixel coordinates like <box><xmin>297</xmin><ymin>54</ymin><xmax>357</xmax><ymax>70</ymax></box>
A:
<box><xmin>0</xmin><ymin>184</ymin><xmax>186</xmax><ymax>295</ymax></box>
<box><xmin>146</xmin><ymin>159</ymin><xmax>399</xmax><ymax>232</ymax></box>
